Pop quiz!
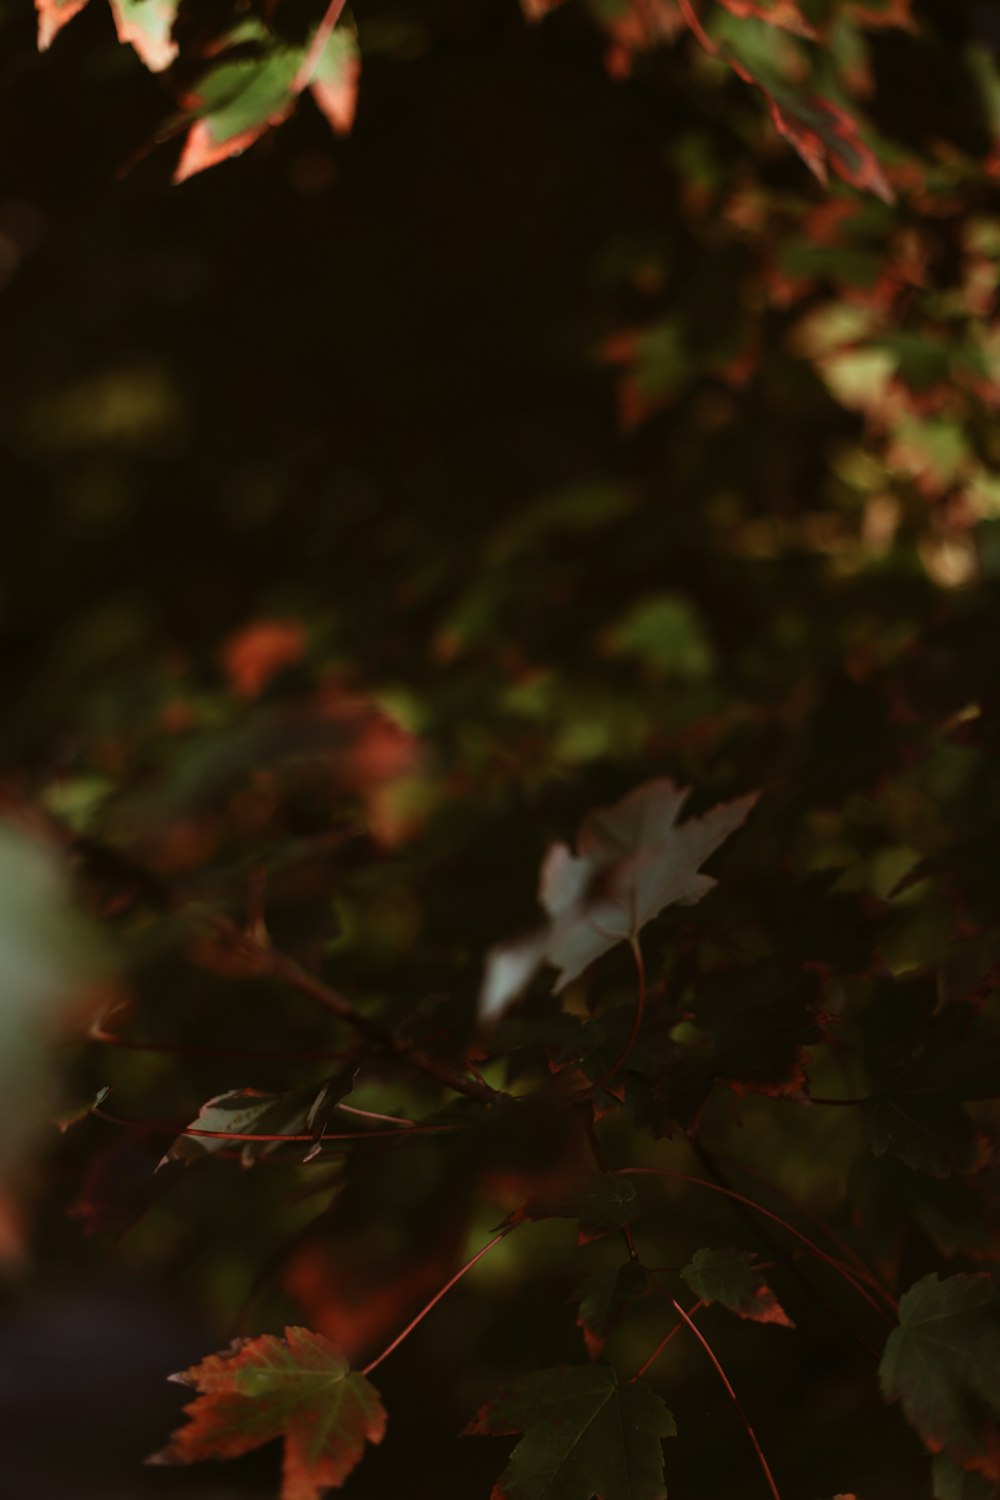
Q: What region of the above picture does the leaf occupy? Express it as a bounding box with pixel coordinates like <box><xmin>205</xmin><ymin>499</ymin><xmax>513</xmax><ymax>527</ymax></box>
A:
<box><xmin>715</xmin><ymin>0</ymin><xmax>817</xmax><ymax>38</ymax></box>
<box><xmin>151</xmin><ymin>1327</ymin><xmax>386</xmax><ymax>1500</ymax></box>
<box><xmin>164</xmin><ymin>1075</ymin><xmax>355</xmax><ymax>1168</ymax></box>
<box><xmin>509</xmin><ymin>1172</ymin><xmax>639</xmax><ymax>1244</ymax></box>
<box><xmin>466</xmin><ymin>1363</ymin><xmax>675</xmax><ymax>1500</ymax></box>
<box><xmin>480</xmin><ymin>778</ymin><xmax>757</xmax><ymax>1018</ymax></box>
<box><xmin>109</xmin><ymin>0</ymin><xmax>178</xmax><ymax>71</ymax></box>
<box><xmin>879</xmin><ymin>1274</ymin><xmax>1000</xmax><ymax>1481</ymax></box>
<box><xmin>726</xmin><ymin>50</ymin><xmax>894</xmax><ymax>201</ymax></box>
<box><xmin>859</xmin><ymin>981</ymin><xmax>1000</xmax><ymax>1176</ymax></box>
<box><xmin>305</xmin><ymin>27</ymin><xmax>361</xmax><ymax>135</ymax></box>
<box><xmin>576</xmin><ymin>1262</ymin><xmax>649</xmax><ymax>1358</ymax></box>
<box><xmin>175</xmin><ymin>28</ymin><xmax>304</xmax><ymax>184</ymax></box>
<box><xmin>932</xmin><ymin>1455</ymin><xmax>997</xmax><ymax>1500</ymax></box>
<box><xmin>35</xmin><ymin>0</ymin><xmax>90</xmax><ymax>51</ymax></box>
<box><xmin>0</xmin><ymin>823</ymin><xmax>103</xmax><ymax>1187</ymax></box>
<box><xmin>681</xmin><ymin>1248</ymin><xmax>793</xmax><ymax>1326</ymax></box>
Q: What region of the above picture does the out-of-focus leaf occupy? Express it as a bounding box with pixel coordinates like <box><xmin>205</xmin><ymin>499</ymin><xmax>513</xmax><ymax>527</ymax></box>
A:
<box><xmin>466</xmin><ymin>1363</ymin><xmax>675</xmax><ymax>1500</ymax></box>
<box><xmin>151</xmin><ymin>1327</ymin><xmax>386</xmax><ymax>1500</ymax></box>
<box><xmin>109</xmin><ymin>0</ymin><xmax>178</xmax><ymax>70</ymax></box>
<box><xmin>480</xmin><ymin>778</ymin><xmax>756</xmax><ymax>1018</ymax></box>
<box><xmin>174</xmin><ymin>27</ymin><xmax>303</xmax><ymax>183</ymax></box>
<box><xmin>35</xmin><ymin>0</ymin><xmax>90</xmax><ymax>51</ymax></box>
<box><xmin>880</xmin><ymin>1273</ymin><xmax>1000</xmax><ymax>1481</ymax></box>
<box><xmin>0</xmin><ymin>823</ymin><xmax>102</xmax><ymax>1186</ymax></box>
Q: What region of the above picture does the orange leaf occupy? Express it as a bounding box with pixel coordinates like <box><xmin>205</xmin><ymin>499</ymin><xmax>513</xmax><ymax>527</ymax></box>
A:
<box><xmin>35</xmin><ymin>0</ymin><xmax>90</xmax><ymax>50</ymax></box>
<box><xmin>220</xmin><ymin>618</ymin><xmax>307</xmax><ymax>698</ymax></box>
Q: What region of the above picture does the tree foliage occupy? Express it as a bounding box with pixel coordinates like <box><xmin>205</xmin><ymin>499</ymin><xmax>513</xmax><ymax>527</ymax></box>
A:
<box><xmin>4</xmin><ymin>1</ymin><xmax>1000</xmax><ymax>1498</ymax></box>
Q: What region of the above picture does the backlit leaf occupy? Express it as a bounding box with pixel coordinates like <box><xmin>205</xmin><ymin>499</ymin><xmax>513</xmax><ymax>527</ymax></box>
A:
<box><xmin>151</xmin><ymin>1327</ymin><xmax>386</xmax><ymax>1500</ymax></box>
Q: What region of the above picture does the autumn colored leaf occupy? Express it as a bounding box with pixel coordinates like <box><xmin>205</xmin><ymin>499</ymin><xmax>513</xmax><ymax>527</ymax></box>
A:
<box><xmin>109</xmin><ymin>0</ymin><xmax>177</xmax><ymax>71</ymax></box>
<box><xmin>480</xmin><ymin>777</ymin><xmax>757</xmax><ymax>1018</ymax></box>
<box><xmin>725</xmin><ymin>47</ymin><xmax>893</xmax><ymax>201</ymax></box>
<box><xmin>576</xmin><ymin>1262</ymin><xmax>649</xmax><ymax>1358</ymax></box>
<box><xmin>35</xmin><ymin>0</ymin><xmax>90</xmax><ymax>51</ymax></box>
<box><xmin>151</xmin><ymin>1327</ymin><xmax>386</xmax><ymax>1500</ymax></box>
<box><xmin>467</xmin><ymin>1363</ymin><xmax>675</xmax><ymax>1500</ymax></box>
<box><xmin>681</xmin><ymin>1247</ymin><xmax>794</xmax><ymax>1326</ymax></box>
<box><xmin>220</xmin><ymin>618</ymin><xmax>307</xmax><ymax>698</ymax></box>
<box><xmin>880</xmin><ymin>1274</ymin><xmax>1000</xmax><ymax>1481</ymax></box>
<box><xmin>715</xmin><ymin>0</ymin><xmax>817</xmax><ymax>39</ymax></box>
<box><xmin>304</xmin><ymin>28</ymin><xmax>361</xmax><ymax>136</ymax></box>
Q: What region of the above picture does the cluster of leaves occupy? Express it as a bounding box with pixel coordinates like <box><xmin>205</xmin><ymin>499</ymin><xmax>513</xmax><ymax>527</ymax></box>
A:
<box><xmin>3</xmin><ymin>1</ymin><xmax>1000</xmax><ymax>1498</ymax></box>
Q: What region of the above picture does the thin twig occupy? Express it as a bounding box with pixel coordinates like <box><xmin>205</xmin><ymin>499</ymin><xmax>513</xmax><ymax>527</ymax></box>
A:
<box><xmin>361</xmin><ymin>1230</ymin><xmax>510</xmax><ymax>1377</ymax></box>
<box><xmin>617</xmin><ymin>1166</ymin><xmax>895</xmax><ymax>1319</ymax></box>
<box><xmin>591</xmin><ymin>936</ymin><xmax>647</xmax><ymax>1095</ymax></box>
<box><xmin>669</xmin><ymin>1295</ymin><xmax>782</xmax><ymax>1500</ymax></box>
<box><xmin>631</xmin><ymin>1297</ymin><xmax>705</xmax><ymax>1382</ymax></box>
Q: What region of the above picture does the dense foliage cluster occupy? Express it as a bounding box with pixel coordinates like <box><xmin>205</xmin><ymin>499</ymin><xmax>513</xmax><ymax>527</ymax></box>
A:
<box><xmin>4</xmin><ymin>1</ymin><xmax>1000</xmax><ymax>1497</ymax></box>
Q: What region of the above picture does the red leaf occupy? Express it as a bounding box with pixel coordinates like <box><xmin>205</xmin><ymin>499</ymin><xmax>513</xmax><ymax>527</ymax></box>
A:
<box><xmin>151</xmin><ymin>1327</ymin><xmax>386</xmax><ymax>1500</ymax></box>
<box><xmin>35</xmin><ymin>0</ymin><xmax>90</xmax><ymax>50</ymax></box>
<box><xmin>220</xmin><ymin>618</ymin><xmax>307</xmax><ymax>698</ymax></box>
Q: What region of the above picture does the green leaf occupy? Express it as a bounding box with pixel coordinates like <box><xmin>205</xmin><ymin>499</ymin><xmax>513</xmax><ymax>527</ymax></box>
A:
<box><xmin>576</xmin><ymin>1262</ymin><xmax>649</xmax><ymax>1357</ymax></box>
<box><xmin>511</xmin><ymin>1172</ymin><xmax>638</xmax><ymax>1244</ymax></box>
<box><xmin>175</xmin><ymin>24</ymin><xmax>304</xmax><ymax>183</ymax></box>
<box><xmin>109</xmin><ymin>0</ymin><xmax>178</xmax><ymax>71</ymax></box>
<box><xmin>860</xmin><ymin>982</ymin><xmax>1000</xmax><ymax>1176</ymax></box>
<box><xmin>467</xmin><ymin>1364</ymin><xmax>675</xmax><ymax>1500</ymax></box>
<box><xmin>681</xmin><ymin>1248</ymin><xmax>793</xmax><ymax>1326</ymax></box>
<box><xmin>880</xmin><ymin>1273</ymin><xmax>1000</xmax><ymax>1481</ymax></box>
<box><xmin>151</xmin><ymin>1326</ymin><xmax>386</xmax><ymax>1500</ymax></box>
<box><xmin>933</xmin><ymin>1454</ymin><xmax>997</xmax><ymax>1500</ymax></box>
<box><xmin>164</xmin><ymin>1074</ymin><xmax>355</xmax><ymax>1167</ymax></box>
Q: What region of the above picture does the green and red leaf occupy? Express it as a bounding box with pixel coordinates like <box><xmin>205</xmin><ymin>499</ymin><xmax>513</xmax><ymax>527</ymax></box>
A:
<box><xmin>151</xmin><ymin>1327</ymin><xmax>386</xmax><ymax>1500</ymax></box>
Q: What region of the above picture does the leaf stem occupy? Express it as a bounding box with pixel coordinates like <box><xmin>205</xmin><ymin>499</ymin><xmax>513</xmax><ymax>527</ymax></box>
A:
<box><xmin>630</xmin><ymin>1298</ymin><xmax>705</xmax><ymax>1381</ymax></box>
<box><xmin>676</xmin><ymin>0</ymin><xmax>719</xmax><ymax>54</ymax></box>
<box><xmin>668</xmin><ymin>1294</ymin><xmax>782</xmax><ymax>1500</ymax></box>
<box><xmin>591</xmin><ymin>936</ymin><xmax>647</xmax><ymax>1095</ymax></box>
<box><xmin>361</xmin><ymin>1230</ymin><xmax>510</xmax><ymax>1377</ymax></box>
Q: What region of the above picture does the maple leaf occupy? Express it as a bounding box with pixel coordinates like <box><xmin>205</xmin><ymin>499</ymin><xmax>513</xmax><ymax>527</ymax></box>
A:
<box><xmin>36</xmin><ymin>0</ymin><xmax>178</xmax><ymax>69</ymax></box>
<box><xmin>467</xmin><ymin>1363</ymin><xmax>675</xmax><ymax>1500</ymax></box>
<box><xmin>576</xmin><ymin>1262</ymin><xmax>650</xmax><ymax>1358</ymax></box>
<box><xmin>725</xmin><ymin>49</ymin><xmax>894</xmax><ymax>201</ymax></box>
<box><xmin>152</xmin><ymin>1327</ymin><xmax>386</xmax><ymax>1500</ymax></box>
<box><xmin>164</xmin><ymin>1076</ymin><xmax>355</xmax><ymax>1167</ymax></box>
<box><xmin>109</xmin><ymin>0</ymin><xmax>177</xmax><ymax>71</ymax></box>
<box><xmin>302</xmin><ymin>28</ymin><xmax>360</xmax><ymax>136</ymax></box>
<box><xmin>879</xmin><ymin>1274</ymin><xmax>1000</xmax><ymax>1481</ymax></box>
<box><xmin>480</xmin><ymin>778</ymin><xmax>757</xmax><ymax>1019</ymax></box>
<box><xmin>35</xmin><ymin>0</ymin><xmax>90</xmax><ymax>52</ymax></box>
<box><xmin>508</xmin><ymin>1171</ymin><xmax>639</xmax><ymax>1244</ymax></box>
<box><xmin>681</xmin><ymin>1248</ymin><xmax>793</xmax><ymax>1326</ymax></box>
<box><xmin>858</xmin><ymin>981</ymin><xmax>1000</xmax><ymax>1177</ymax></box>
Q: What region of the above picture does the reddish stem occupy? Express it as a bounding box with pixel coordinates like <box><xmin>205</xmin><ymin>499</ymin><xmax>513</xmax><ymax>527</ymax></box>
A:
<box><xmin>631</xmin><ymin>1298</ymin><xmax>705</xmax><ymax>1381</ymax></box>
<box><xmin>592</xmin><ymin>936</ymin><xmax>647</xmax><ymax>1094</ymax></box>
<box><xmin>361</xmin><ymin>1230</ymin><xmax>510</xmax><ymax>1377</ymax></box>
<box><xmin>676</xmin><ymin>0</ymin><xmax>719</xmax><ymax>54</ymax></box>
<box><xmin>617</xmin><ymin>1167</ymin><xmax>896</xmax><ymax>1319</ymax></box>
<box><xmin>293</xmin><ymin>0</ymin><xmax>349</xmax><ymax>93</ymax></box>
<box><xmin>669</xmin><ymin>1295</ymin><xmax>782</xmax><ymax>1500</ymax></box>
